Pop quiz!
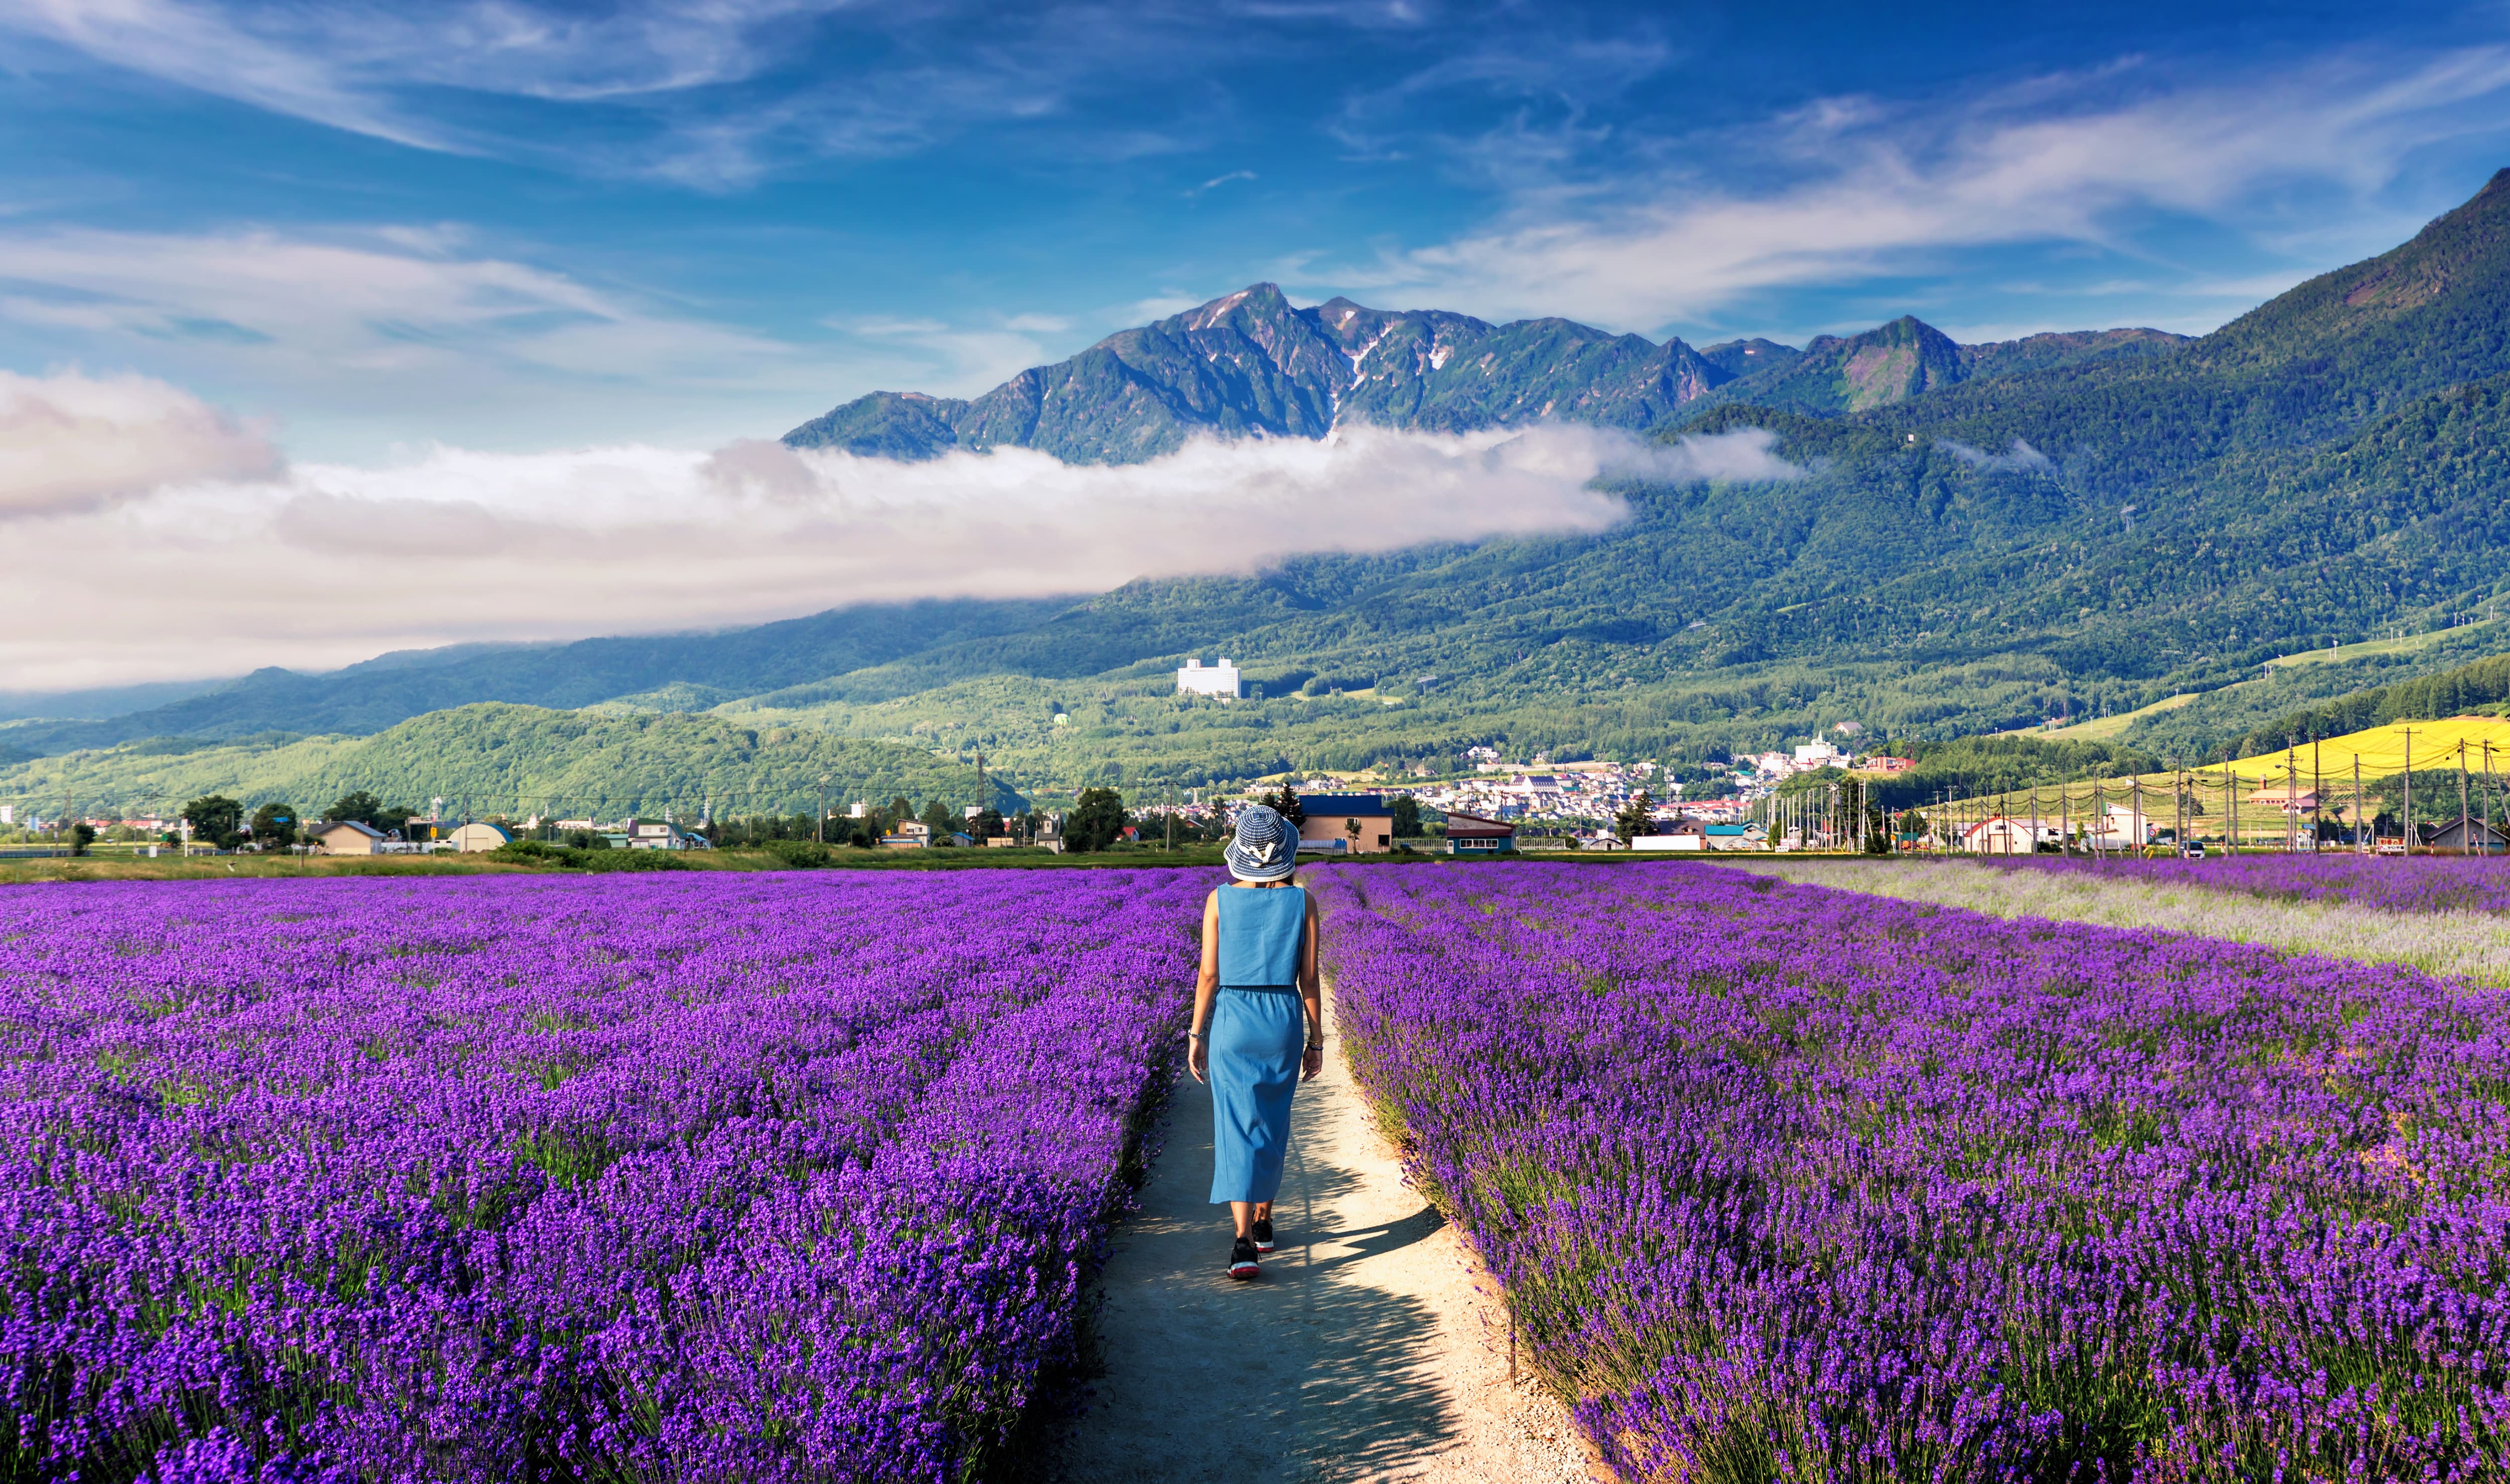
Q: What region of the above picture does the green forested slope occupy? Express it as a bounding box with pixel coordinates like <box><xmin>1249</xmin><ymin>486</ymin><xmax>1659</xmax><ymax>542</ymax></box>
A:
<box><xmin>18</xmin><ymin>173</ymin><xmax>2510</xmax><ymax>802</ymax></box>
<box><xmin>3</xmin><ymin>596</ymin><xmax>1076</xmax><ymax>754</ymax></box>
<box><xmin>734</xmin><ymin>176</ymin><xmax>2510</xmax><ymax>790</ymax></box>
<box><xmin>0</xmin><ymin>705</ymin><xmax>1024</xmax><ymax>821</ymax></box>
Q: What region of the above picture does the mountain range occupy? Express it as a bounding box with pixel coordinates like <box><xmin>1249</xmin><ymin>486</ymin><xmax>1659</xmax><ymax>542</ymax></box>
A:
<box><xmin>10</xmin><ymin>169</ymin><xmax>2510</xmax><ymax>815</ymax></box>
<box><xmin>781</xmin><ymin>288</ymin><xmax>2187</xmax><ymax>463</ymax></box>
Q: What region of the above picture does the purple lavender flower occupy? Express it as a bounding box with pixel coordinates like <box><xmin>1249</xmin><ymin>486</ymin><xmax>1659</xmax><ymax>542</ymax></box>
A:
<box><xmin>0</xmin><ymin>871</ymin><xmax>1205</xmax><ymax>1482</ymax></box>
<box><xmin>1312</xmin><ymin>860</ymin><xmax>2510</xmax><ymax>1479</ymax></box>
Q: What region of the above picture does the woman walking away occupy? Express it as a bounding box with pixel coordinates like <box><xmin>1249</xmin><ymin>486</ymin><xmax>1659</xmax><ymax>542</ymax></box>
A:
<box><xmin>1188</xmin><ymin>804</ymin><xmax>1325</xmax><ymax>1280</ymax></box>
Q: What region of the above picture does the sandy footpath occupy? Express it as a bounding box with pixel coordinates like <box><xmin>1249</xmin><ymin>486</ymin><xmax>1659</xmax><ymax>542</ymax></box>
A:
<box><xmin>1048</xmin><ymin>995</ymin><xmax>1598</xmax><ymax>1483</ymax></box>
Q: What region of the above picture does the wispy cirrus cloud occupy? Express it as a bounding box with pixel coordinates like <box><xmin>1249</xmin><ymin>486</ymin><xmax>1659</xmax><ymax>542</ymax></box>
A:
<box><xmin>1324</xmin><ymin>47</ymin><xmax>2510</xmax><ymax>329</ymax></box>
<box><xmin>0</xmin><ymin>0</ymin><xmax>856</xmax><ymax>151</ymax></box>
<box><xmin>0</xmin><ymin>0</ymin><xmax>1354</xmax><ymax>187</ymax></box>
<box><xmin>0</xmin><ymin>224</ymin><xmax>859</xmax><ymax>447</ymax></box>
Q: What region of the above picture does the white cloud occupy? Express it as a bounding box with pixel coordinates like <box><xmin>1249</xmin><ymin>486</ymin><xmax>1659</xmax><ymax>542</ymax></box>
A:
<box><xmin>0</xmin><ymin>418</ymin><xmax>1799</xmax><ymax>688</ymax></box>
<box><xmin>0</xmin><ymin>369</ymin><xmax>281</xmax><ymax>517</ymax></box>
<box><xmin>1599</xmin><ymin>426</ymin><xmax>1803</xmax><ymax>484</ymax></box>
<box><xmin>1326</xmin><ymin>48</ymin><xmax>2510</xmax><ymax>328</ymax></box>
<box><xmin>1936</xmin><ymin>437</ymin><xmax>2054</xmax><ymax>474</ymax></box>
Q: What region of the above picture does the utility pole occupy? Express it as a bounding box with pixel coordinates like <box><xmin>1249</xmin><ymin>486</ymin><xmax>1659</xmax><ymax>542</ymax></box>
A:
<box><xmin>2312</xmin><ymin>730</ymin><xmax>2323</xmax><ymax>854</ymax></box>
<box><xmin>2488</xmin><ymin>741</ymin><xmax>2500</xmax><ymax>855</ymax></box>
<box><xmin>2285</xmin><ymin>739</ymin><xmax>2298</xmax><ymax>854</ymax></box>
<box><xmin>2460</xmin><ymin>740</ymin><xmax>2472</xmax><ymax>855</ymax></box>
<box><xmin>817</xmin><ymin>774</ymin><xmax>828</xmax><ymax>845</ymax></box>
<box><xmin>2229</xmin><ymin>758</ymin><xmax>2249</xmax><ymax>853</ymax></box>
<box><xmin>2402</xmin><ymin>726</ymin><xmax>2414</xmax><ymax>857</ymax></box>
<box><xmin>2354</xmin><ymin>753</ymin><xmax>2366</xmax><ymax>855</ymax></box>
<box><xmin>2169</xmin><ymin>762</ymin><xmax>2182</xmax><ymax>854</ymax></box>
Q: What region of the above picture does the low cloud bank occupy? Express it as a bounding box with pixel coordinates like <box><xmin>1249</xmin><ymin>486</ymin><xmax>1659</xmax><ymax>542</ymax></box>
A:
<box><xmin>1937</xmin><ymin>437</ymin><xmax>2055</xmax><ymax>473</ymax></box>
<box><xmin>1601</xmin><ymin>426</ymin><xmax>1804</xmax><ymax>484</ymax></box>
<box><xmin>0</xmin><ymin>370</ymin><xmax>282</xmax><ymax>517</ymax></box>
<box><xmin>0</xmin><ymin>404</ymin><xmax>1798</xmax><ymax>689</ymax></box>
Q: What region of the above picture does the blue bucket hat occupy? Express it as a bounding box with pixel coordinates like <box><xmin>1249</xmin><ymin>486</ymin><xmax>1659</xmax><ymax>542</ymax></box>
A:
<box><xmin>1226</xmin><ymin>805</ymin><xmax>1298</xmax><ymax>882</ymax></box>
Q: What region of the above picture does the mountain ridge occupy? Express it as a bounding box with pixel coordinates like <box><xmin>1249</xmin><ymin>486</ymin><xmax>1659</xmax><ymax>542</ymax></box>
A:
<box><xmin>11</xmin><ymin>171</ymin><xmax>2510</xmax><ymax>811</ymax></box>
<box><xmin>785</xmin><ymin>283</ymin><xmax>2192</xmax><ymax>463</ymax></box>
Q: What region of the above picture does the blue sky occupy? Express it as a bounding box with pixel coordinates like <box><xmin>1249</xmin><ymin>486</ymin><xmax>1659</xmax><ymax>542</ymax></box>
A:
<box><xmin>7</xmin><ymin>2</ymin><xmax>2510</xmax><ymax>685</ymax></box>
<box><xmin>5</xmin><ymin>1</ymin><xmax>2510</xmax><ymax>457</ymax></box>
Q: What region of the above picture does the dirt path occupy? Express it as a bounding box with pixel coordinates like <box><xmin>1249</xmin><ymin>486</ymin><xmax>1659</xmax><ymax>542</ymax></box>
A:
<box><xmin>1050</xmin><ymin>996</ymin><xmax>1596</xmax><ymax>1484</ymax></box>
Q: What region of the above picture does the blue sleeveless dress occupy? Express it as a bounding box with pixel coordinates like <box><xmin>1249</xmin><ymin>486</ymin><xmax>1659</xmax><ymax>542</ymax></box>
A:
<box><xmin>1208</xmin><ymin>885</ymin><xmax>1309</xmax><ymax>1205</ymax></box>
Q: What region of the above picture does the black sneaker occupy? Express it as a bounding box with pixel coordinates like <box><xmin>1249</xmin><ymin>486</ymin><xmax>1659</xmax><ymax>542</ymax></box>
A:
<box><xmin>1228</xmin><ymin>1235</ymin><xmax>1260</xmax><ymax>1280</ymax></box>
<box><xmin>1251</xmin><ymin>1217</ymin><xmax>1276</xmax><ymax>1253</ymax></box>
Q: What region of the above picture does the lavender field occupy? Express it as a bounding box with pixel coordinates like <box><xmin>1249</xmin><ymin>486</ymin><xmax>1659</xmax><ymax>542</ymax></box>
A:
<box><xmin>0</xmin><ymin>872</ymin><xmax>1204</xmax><ymax>1482</ymax></box>
<box><xmin>1318</xmin><ymin>861</ymin><xmax>2510</xmax><ymax>1480</ymax></box>
<box><xmin>2000</xmin><ymin>852</ymin><xmax>2510</xmax><ymax>914</ymax></box>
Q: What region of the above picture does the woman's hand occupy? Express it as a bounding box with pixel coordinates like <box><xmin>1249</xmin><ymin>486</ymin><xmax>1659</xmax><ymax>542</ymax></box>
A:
<box><xmin>1189</xmin><ymin>1036</ymin><xmax>1208</xmax><ymax>1083</ymax></box>
<box><xmin>1302</xmin><ymin>1040</ymin><xmax>1324</xmax><ymax>1082</ymax></box>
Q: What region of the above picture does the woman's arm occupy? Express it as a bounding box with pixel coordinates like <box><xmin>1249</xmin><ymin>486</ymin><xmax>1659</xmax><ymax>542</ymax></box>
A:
<box><xmin>1299</xmin><ymin>887</ymin><xmax>1324</xmax><ymax>1081</ymax></box>
<box><xmin>1188</xmin><ymin>889</ymin><xmax>1220</xmax><ymax>1083</ymax></box>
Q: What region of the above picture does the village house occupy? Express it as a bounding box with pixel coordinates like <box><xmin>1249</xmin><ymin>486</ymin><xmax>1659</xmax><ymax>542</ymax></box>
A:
<box><xmin>1632</xmin><ymin>817</ymin><xmax>1708</xmax><ymax>851</ymax></box>
<box><xmin>2426</xmin><ymin>814</ymin><xmax>2510</xmax><ymax>854</ymax></box>
<box><xmin>1706</xmin><ymin>822</ymin><xmax>1766</xmax><ymax>850</ymax></box>
<box><xmin>1961</xmin><ymin>816</ymin><xmax>2060</xmax><ymax>855</ymax></box>
<box><xmin>2245</xmin><ymin>784</ymin><xmax>2320</xmax><ymax>814</ymax></box>
<box><xmin>628</xmin><ymin>821</ymin><xmax>711</xmax><ymax>851</ymax></box>
<box><xmin>1440</xmin><ymin>810</ymin><xmax>1516</xmax><ymax>854</ymax></box>
<box><xmin>448</xmin><ymin>822</ymin><xmax>514</xmax><ymax>853</ymax></box>
<box><xmin>2081</xmin><ymin>802</ymin><xmax>2160</xmax><ymax>851</ymax></box>
<box><xmin>311</xmin><ymin>819</ymin><xmax>386</xmax><ymax>855</ymax></box>
<box><xmin>880</xmin><ymin>820</ymin><xmax>933</xmax><ymax>849</ymax></box>
<box><xmin>1296</xmin><ymin>794</ymin><xmax>1397</xmax><ymax>853</ymax></box>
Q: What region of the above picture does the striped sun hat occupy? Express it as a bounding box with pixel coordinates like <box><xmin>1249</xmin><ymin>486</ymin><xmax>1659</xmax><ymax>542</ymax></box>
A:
<box><xmin>1225</xmin><ymin>805</ymin><xmax>1298</xmax><ymax>882</ymax></box>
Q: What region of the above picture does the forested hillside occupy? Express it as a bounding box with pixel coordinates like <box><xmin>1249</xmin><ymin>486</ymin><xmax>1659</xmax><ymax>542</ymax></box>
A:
<box><xmin>0</xmin><ymin>705</ymin><xmax>1025</xmax><ymax>821</ymax></box>
<box><xmin>0</xmin><ymin>597</ymin><xmax>1075</xmax><ymax>754</ymax></box>
<box><xmin>13</xmin><ymin>171</ymin><xmax>2510</xmax><ymax>801</ymax></box>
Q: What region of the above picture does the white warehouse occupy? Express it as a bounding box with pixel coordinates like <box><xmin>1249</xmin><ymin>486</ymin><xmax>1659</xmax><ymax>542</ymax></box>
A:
<box><xmin>1177</xmin><ymin>656</ymin><xmax>1242</xmax><ymax>698</ymax></box>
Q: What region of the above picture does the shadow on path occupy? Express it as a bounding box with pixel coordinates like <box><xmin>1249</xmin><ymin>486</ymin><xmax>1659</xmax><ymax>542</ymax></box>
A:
<box><xmin>1047</xmin><ymin>1004</ymin><xmax>1468</xmax><ymax>1483</ymax></box>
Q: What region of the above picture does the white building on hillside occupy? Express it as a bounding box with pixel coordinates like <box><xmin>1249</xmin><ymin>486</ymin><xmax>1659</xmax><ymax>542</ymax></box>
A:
<box><xmin>1177</xmin><ymin>656</ymin><xmax>1242</xmax><ymax>698</ymax></box>
<box><xmin>2083</xmin><ymin>803</ymin><xmax>2159</xmax><ymax>851</ymax></box>
<box><xmin>1793</xmin><ymin>738</ymin><xmax>1851</xmax><ymax>769</ymax></box>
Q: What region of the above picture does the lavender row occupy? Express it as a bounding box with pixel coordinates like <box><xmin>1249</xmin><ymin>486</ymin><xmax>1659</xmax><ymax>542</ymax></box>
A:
<box><xmin>0</xmin><ymin>870</ymin><xmax>1205</xmax><ymax>1482</ymax></box>
<box><xmin>1995</xmin><ymin>851</ymin><xmax>2510</xmax><ymax>914</ymax></box>
<box><xmin>1313</xmin><ymin>860</ymin><xmax>2510</xmax><ymax>1480</ymax></box>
